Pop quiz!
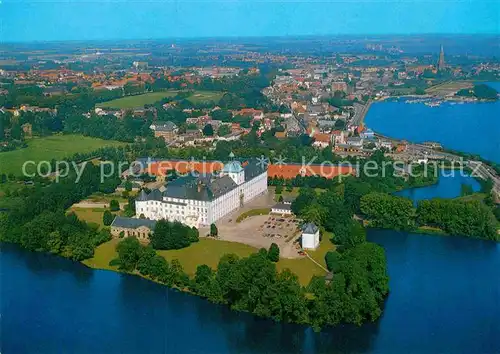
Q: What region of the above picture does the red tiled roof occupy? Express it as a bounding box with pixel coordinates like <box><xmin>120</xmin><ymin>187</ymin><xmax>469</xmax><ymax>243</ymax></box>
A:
<box><xmin>313</xmin><ymin>133</ymin><xmax>331</xmax><ymax>143</ymax></box>
<box><xmin>147</xmin><ymin>160</ymin><xmax>355</xmax><ymax>180</ymax></box>
<box><xmin>268</xmin><ymin>164</ymin><xmax>354</xmax><ymax>179</ymax></box>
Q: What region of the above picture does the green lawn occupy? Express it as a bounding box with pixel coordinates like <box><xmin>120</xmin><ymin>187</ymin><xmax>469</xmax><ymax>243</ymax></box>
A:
<box><xmin>277</xmin><ymin>235</ymin><xmax>335</xmax><ymax>285</ymax></box>
<box><xmin>69</xmin><ymin>207</ymin><xmax>107</xmax><ymax>228</ymax></box>
<box><xmin>82</xmin><ymin>238</ymin><xmax>120</xmax><ymax>271</ymax></box>
<box><xmin>96</xmin><ymin>91</ymin><xmax>179</xmax><ymax>109</ymax></box>
<box><xmin>96</xmin><ymin>90</ymin><xmax>223</xmax><ymax>109</ymax></box>
<box><xmin>158</xmin><ymin>238</ymin><xmax>257</xmax><ymax>275</ymax></box>
<box><xmin>0</xmin><ymin>134</ymin><xmax>125</xmax><ymax>175</ymax></box>
<box><xmin>187</xmin><ymin>91</ymin><xmax>223</xmax><ymax>104</ymax></box>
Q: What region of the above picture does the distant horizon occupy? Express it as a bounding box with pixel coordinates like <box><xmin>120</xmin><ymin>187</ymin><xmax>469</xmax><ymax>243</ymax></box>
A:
<box><xmin>3</xmin><ymin>0</ymin><xmax>498</xmax><ymax>42</ymax></box>
<box><xmin>1</xmin><ymin>33</ymin><xmax>498</xmax><ymax>43</ymax></box>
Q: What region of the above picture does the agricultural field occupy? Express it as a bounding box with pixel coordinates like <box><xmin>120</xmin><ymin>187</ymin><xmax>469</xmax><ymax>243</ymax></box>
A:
<box><xmin>0</xmin><ymin>134</ymin><xmax>124</xmax><ymax>175</ymax></box>
<box><xmin>96</xmin><ymin>90</ymin><xmax>223</xmax><ymax>109</ymax></box>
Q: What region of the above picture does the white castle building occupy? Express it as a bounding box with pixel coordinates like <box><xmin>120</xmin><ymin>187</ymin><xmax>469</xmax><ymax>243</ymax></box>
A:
<box><xmin>135</xmin><ymin>159</ymin><xmax>268</xmax><ymax>228</ymax></box>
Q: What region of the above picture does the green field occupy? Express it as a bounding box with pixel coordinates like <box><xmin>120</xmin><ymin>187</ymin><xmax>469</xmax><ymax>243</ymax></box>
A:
<box><xmin>0</xmin><ymin>135</ymin><xmax>124</xmax><ymax>175</ymax></box>
<box><xmin>277</xmin><ymin>236</ymin><xmax>334</xmax><ymax>285</ymax></box>
<box><xmin>96</xmin><ymin>91</ymin><xmax>179</xmax><ymax>109</ymax></box>
<box><xmin>82</xmin><ymin>238</ymin><xmax>120</xmax><ymax>271</ymax></box>
<box><xmin>187</xmin><ymin>91</ymin><xmax>223</xmax><ymax>104</ymax></box>
<box><xmin>158</xmin><ymin>238</ymin><xmax>257</xmax><ymax>275</ymax></box>
<box><xmin>70</xmin><ymin>207</ymin><xmax>107</xmax><ymax>228</ymax></box>
<box><xmin>96</xmin><ymin>90</ymin><xmax>223</xmax><ymax>109</ymax></box>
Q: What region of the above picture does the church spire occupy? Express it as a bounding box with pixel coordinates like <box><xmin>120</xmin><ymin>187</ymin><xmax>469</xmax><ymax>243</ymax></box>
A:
<box><xmin>437</xmin><ymin>44</ymin><xmax>446</xmax><ymax>72</ymax></box>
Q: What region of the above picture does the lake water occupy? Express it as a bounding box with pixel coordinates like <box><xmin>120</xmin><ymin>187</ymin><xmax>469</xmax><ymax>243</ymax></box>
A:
<box><xmin>395</xmin><ymin>170</ymin><xmax>481</xmax><ymax>204</ymax></box>
<box><xmin>2</xmin><ymin>175</ymin><xmax>499</xmax><ymax>354</ymax></box>
<box><xmin>365</xmin><ymin>82</ymin><xmax>500</xmax><ymax>163</ymax></box>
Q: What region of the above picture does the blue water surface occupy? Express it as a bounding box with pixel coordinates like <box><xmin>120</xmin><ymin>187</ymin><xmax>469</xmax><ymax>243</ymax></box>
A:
<box><xmin>1</xmin><ymin>175</ymin><xmax>499</xmax><ymax>354</ymax></box>
<box><xmin>365</xmin><ymin>82</ymin><xmax>500</xmax><ymax>163</ymax></box>
<box><xmin>395</xmin><ymin>171</ymin><xmax>481</xmax><ymax>204</ymax></box>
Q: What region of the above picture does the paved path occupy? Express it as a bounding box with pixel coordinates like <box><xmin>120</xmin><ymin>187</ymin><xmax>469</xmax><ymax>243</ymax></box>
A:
<box><xmin>304</xmin><ymin>252</ymin><xmax>329</xmax><ymax>273</ymax></box>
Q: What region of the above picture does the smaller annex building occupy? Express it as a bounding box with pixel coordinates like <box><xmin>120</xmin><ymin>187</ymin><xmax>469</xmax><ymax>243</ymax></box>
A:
<box><xmin>301</xmin><ymin>223</ymin><xmax>320</xmax><ymax>250</ymax></box>
<box><xmin>111</xmin><ymin>216</ymin><xmax>156</xmax><ymax>243</ymax></box>
<box><xmin>271</xmin><ymin>203</ymin><xmax>293</xmax><ymax>215</ymax></box>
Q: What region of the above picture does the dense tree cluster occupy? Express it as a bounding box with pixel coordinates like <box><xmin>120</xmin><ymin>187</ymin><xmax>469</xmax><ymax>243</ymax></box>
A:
<box><xmin>113</xmin><ymin>238</ymin><xmax>388</xmax><ymax>330</ymax></box>
<box><xmin>150</xmin><ymin>219</ymin><xmax>199</xmax><ymax>250</ymax></box>
<box><xmin>456</xmin><ymin>84</ymin><xmax>498</xmax><ymax>100</ymax></box>
<box><xmin>0</xmin><ymin>164</ymin><xmax>120</xmax><ymax>260</ymax></box>
<box><xmin>417</xmin><ymin>199</ymin><xmax>498</xmax><ymax>241</ymax></box>
<box><xmin>309</xmin><ymin>243</ymin><xmax>389</xmax><ymax>328</ymax></box>
<box><xmin>360</xmin><ymin>192</ymin><xmax>415</xmax><ymax>230</ymax></box>
<box><xmin>113</xmin><ymin>237</ymin><xmax>190</xmax><ymax>287</ymax></box>
<box><xmin>0</xmin><ymin>163</ymin><xmax>120</xmax><ymax>259</ymax></box>
<box><xmin>356</xmin><ymin>191</ymin><xmax>498</xmax><ymax>241</ymax></box>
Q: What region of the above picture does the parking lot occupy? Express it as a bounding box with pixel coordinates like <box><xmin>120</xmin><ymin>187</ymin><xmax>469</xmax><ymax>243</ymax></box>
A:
<box><xmin>216</xmin><ymin>212</ymin><xmax>302</xmax><ymax>259</ymax></box>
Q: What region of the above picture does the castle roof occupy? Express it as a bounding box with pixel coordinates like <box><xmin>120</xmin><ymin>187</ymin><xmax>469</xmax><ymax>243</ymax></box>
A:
<box><xmin>222</xmin><ymin>161</ymin><xmax>243</xmax><ymax>173</ymax></box>
<box><xmin>302</xmin><ymin>223</ymin><xmax>319</xmax><ymax>234</ymax></box>
<box><xmin>111</xmin><ymin>216</ymin><xmax>156</xmax><ymax>230</ymax></box>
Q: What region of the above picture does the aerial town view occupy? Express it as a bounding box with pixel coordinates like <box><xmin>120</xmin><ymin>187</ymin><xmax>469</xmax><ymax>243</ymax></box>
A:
<box><xmin>1</xmin><ymin>1</ymin><xmax>499</xmax><ymax>353</ymax></box>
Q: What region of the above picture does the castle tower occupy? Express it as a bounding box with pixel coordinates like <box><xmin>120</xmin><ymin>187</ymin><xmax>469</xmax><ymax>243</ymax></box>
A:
<box><xmin>437</xmin><ymin>45</ymin><xmax>446</xmax><ymax>72</ymax></box>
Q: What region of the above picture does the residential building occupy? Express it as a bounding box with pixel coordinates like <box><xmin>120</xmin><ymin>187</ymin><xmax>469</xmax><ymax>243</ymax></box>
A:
<box><xmin>271</xmin><ymin>203</ymin><xmax>292</xmax><ymax>215</ymax></box>
<box><xmin>312</xmin><ymin>133</ymin><xmax>332</xmax><ymax>148</ymax></box>
<box><xmin>150</xmin><ymin>122</ymin><xmax>178</xmax><ymax>142</ymax></box>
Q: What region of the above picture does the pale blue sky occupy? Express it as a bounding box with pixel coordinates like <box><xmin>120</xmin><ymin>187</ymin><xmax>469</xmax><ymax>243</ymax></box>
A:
<box><xmin>2</xmin><ymin>0</ymin><xmax>499</xmax><ymax>42</ymax></box>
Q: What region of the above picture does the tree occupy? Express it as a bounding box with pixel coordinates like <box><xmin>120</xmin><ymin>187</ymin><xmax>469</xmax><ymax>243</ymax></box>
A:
<box><xmin>301</xmin><ymin>203</ymin><xmax>325</xmax><ymax>226</ymax></box>
<box><xmin>150</xmin><ymin>219</ymin><xmax>197</xmax><ymax>250</ymax></box>
<box><xmin>217</xmin><ymin>125</ymin><xmax>231</xmax><ymax>137</ymax></box>
<box><xmin>47</xmin><ymin>231</ymin><xmax>63</xmax><ymax>254</ymax></box>
<box><xmin>124</xmin><ymin>180</ymin><xmax>133</xmax><ymax>192</ymax></box>
<box><xmin>202</xmin><ymin>124</ymin><xmax>214</xmax><ymax>136</ymax></box>
<box><xmin>109</xmin><ymin>199</ymin><xmax>120</xmax><ymax>212</ymax></box>
<box><xmin>417</xmin><ymin>199</ymin><xmax>497</xmax><ymax>240</ymax></box>
<box><xmin>103</xmin><ymin>210</ymin><xmax>114</xmax><ymax>226</ymax></box>
<box><xmin>325</xmin><ymin>251</ymin><xmax>341</xmax><ymax>272</ymax></box>
<box><xmin>360</xmin><ymin>192</ymin><xmax>415</xmax><ymax>230</ymax></box>
<box><xmin>116</xmin><ymin>237</ymin><xmax>142</xmax><ymax>272</ymax></box>
<box><xmin>210</xmin><ymin>223</ymin><xmax>218</xmax><ymax>237</ymax></box>
<box><xmin>267</xmin><ymin>243</ymin><xmax>280</xmax><ymax>262</ymax></box>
